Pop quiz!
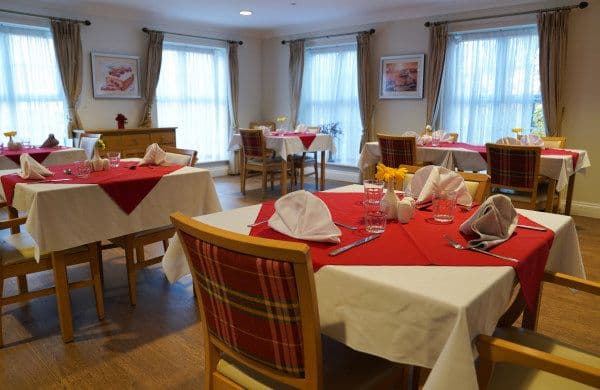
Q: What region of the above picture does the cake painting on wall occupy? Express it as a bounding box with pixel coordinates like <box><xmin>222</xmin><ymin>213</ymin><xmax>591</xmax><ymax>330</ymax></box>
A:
<box><xmin>91</xmin><ymin>53</ymin><xmax>141</xmax><ymax>99</ymax></box>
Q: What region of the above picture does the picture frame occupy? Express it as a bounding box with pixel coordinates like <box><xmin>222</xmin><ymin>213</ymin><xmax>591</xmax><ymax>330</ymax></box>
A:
<box><xmin>379</xmin><ymin>54</ymin><xmax>425</xmax><ymax>99</ymax></box>
<box><xmin>91</xmin><ymin>53</ymin><xmax>141</xmax><ymax>99</ymax></box>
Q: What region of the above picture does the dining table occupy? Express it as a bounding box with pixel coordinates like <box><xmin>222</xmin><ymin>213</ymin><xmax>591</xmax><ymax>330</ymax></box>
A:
<box><xmin>0</xmin><ymin>159</ymin><xmax>222</xmax><ymax>341</ymax></box>
<box><xmin>161</xmin><ymin>184</ymin><xmax>585</xmax><ymax>390</ymax></box>
<box><xmin>0</xmin><ymin>146</ymin><xmax>87</xmax><ymax>170</ymax></box>
<box><xmin>228</xmin><ymin>132</ymin><xmax>335</xmax><ymax>194</ymax></box>
<box><xmin>358</xmin><ymin>141</ymin><xmax>591</xmax><ymax>215</ymax></box>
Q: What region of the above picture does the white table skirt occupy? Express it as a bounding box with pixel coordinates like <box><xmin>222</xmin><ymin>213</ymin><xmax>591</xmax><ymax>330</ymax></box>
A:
<box><xmin>161</xmin><ymin>184</ymin><xmax>585</xmax><ymax>390</ymax></box>
<box><xmin>358</xmin><ymin>142</ymin><xmax>591</xmax><ymax>192</ymax></box>
<box><xmin>0</xmin><ymin>147</ymin><xmax>87</xmax><ymax>170</ymax></box>
<box><xmin>0</xmin><ymin>162</ymin><xmax>222</xmax><ymax>259</ymax></box>
<box><xmin>228</xmin><ymin>133</ymin><xmax>335</xmax><ymax>157</ymax></box>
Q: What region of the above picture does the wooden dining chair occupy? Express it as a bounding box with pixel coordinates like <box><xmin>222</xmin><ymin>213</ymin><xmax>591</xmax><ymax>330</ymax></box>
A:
<box><xmin>170</xmin><ymin>212</ymin><xmax>406</xmax><ymax>389</ymax></box>
<box><xmin>239</xmin><ymin>129</ymin><xmax>289</xmax><ymax>195</ymax></box>
<box><xmin>541</xmin><ymin>136</ymin><xmax>567</xmax><ymax>149</ymax></box>
<box><xmin>476</xmin><ymin>272</ymin><xmax>600</xmax><ymax>389</ymax></box>
<box><xmin>377</xmin><ymin>133</ymin><xmax>418</xmax><ymax>167</ymax></box>
<box><xmin>107</xmin><ymin>147</ymin><xmax>197</xmax><ymax>306</ymax></box>
<box><xmin>0</xmin><ymin>217</ymin><xmax>104</xmax><ymax>345</ymax></box>
<box><xmin>249</xmin><ymin>121</ymin><xmax>276</xmax><ymax>131</ymax></box>
<box><xmin>486</xmin><ymin>144</ymin><xmax>558</xmax><ymax>212</ymax></box>
<box><xmin>399</xmin><ymin>165</ymin><xmax>490</xmax><ymax>203</ymax></box>
<box><xmin>78</xmin><ymin>133</ymin><xmax>102</xmax><ymax>159</ymax></box>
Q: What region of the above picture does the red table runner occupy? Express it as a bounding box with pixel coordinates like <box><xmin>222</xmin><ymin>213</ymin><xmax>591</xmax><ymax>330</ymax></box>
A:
<box><xmin>250</xmin><ymin>192</ymin><xmax>554</xmax><ymax>312</ymax></box>
<box><xmin>435</xmin><ymin>142</ymin><xmax>580</xmax><ymax>170</ymax></box>
<box><xmin>1</xmin><ymin>163</ymin><xmax>183</xmax><ymax>214</ymax></box>
<box><xmin>276</xmin><ymin>132</ymin><xmax>317</xmax><ymax>149</ymax></box>
<box><xmin>0</xmin><ymin>146</ymin><xmax>68</xmax><ymax>165</ymax></box>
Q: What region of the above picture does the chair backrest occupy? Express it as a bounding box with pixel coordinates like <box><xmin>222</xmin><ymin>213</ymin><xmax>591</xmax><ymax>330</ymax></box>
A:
<box><xmin>239</xmin><ymin>128</ymin><xmax>267</xmax><ymax>158</ymax></box>
<box><xmin>249</xmin><ymin>121</ymin><xmax>276</xmax><ymax>131</ymax></box>
<box><xmin>448</xmin><ymin>133</ymin><xmax>459</xmax><ymax>142</ymax></box>
<box><xmin>78</xmin><ymin>134</ymin><xmax>102</xmax><ymax>159</ymax></box>
<box><xmin>496</xmin><ymin>137</ymin><xmax>521</xmax><ymax>145</ymax></box>
<box><xmin>163</xmin><ymin>146</ymin><xmax>197</xmax><ymax>166</ymax></box>
<box><xmin>541</xmin><ymin>136</ymin><xmax>566</xmax><ymax>149</ymax></box>
<box><xmin>486</xmin><ymin>144</ymin><xmax>541</xmax><ymax>192</ymax></box>
<box><xmin>399</xmin><ymin>165</ymin><xmax>490</xmax><ymax>203</ymax></box>
<box><xmin>306</xmin><ymin>126</ymin><xmax>320</xmax><ymax>134</ymax></box>
<box><xmin>171</xmin><ymin>212</ymin><xmax>322</xmax><ymax>389</ymax></box>
<box><xmin>377</xmin><ymin>134</ymin><xmax>417</xmax><ymax>167</ymax></box>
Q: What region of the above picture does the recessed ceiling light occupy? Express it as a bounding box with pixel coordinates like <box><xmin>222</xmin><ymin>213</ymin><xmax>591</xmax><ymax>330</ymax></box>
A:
<box><xmin>239</xmin><ymin>10</ymin><xmax>253</xmax><ymax>16</ymax></box>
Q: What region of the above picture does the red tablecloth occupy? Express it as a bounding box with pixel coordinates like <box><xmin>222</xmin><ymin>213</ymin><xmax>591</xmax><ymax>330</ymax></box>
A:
<box><xmin>279</xmin><ymin>132</ymin><xmax>317</xmax><ymax>149</ymax></box>
<box><xmin>0</xmin><ymin>146</ymin><xmax>68</xmax><ymax>165</ymax></box>
<box><xmin>1</xmin><ymin>163</ymin><xmax>183</xmax><ymax>214</ymax></box>
<box><xmin>250</xmin><ymin>192</ymin><xmax>554</xmax><ymax>312</ymax></box>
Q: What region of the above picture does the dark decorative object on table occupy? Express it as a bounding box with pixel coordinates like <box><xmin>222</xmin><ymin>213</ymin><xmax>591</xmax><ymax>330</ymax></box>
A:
<box><xmin>41</xmin><ymin>133</ymin><xmax>59</xmax><ymax>148</ymax></box>
<box><xmin>115</xmin><ymin>113</ymin><xmax>128</xmax><ymax>129</ymax></box>
<box><xmin>320</xmin><ymin>122</ymin><xmax>342</xmax><ymax>161</ymax></box>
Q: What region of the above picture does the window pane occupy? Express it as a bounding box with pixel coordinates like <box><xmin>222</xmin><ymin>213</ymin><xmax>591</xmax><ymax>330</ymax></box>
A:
<box><xmin>0</xmin><ymin>24</ymin><xmax>67</xmax><ymax>144</ymax></box>
<box><xmin>299</xmin><ymin>44</ymin><xmax>362</xmax><ymax>166</ymax></box>
<box><xmin>438</xmin><ymin>26</ymin><xmax>543</xmax><ymax>144</ymax></box>
<box><xmin>156</xmin><ymin>42</ymin><xmax>229</xmax><ymax>162</ymax></box>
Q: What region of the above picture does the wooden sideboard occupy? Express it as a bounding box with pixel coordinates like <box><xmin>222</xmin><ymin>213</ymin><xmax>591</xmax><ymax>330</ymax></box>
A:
<box><xmin>73</xmin><ymin>127</ymin><xmax>177</xmax><ymax>157</ymax></box>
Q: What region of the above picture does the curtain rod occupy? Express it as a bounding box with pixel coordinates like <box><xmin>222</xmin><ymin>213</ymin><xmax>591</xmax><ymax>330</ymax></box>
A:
<box><xmin>0</xmin><ymin>8</ymin><xmax>91</xmax><ymax>25</ymax></box>
<box><xmin>424</xmin><ymin>1</ymin><xmax>588</xmax><ymax>27</ymax></box>
<box><xmin>281</xmin><ymin>28</ymin><xmax>375</xmax><ymax>44</ymax></box>
<box><xmin>142</xmin><ymin>27</ymin><xmax>243</xmax><ymax>45</ymax></box>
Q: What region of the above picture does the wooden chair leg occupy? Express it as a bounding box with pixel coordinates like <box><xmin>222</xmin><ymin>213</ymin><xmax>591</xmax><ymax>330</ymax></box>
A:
<box><xmin>51</xmin><ymin>251</ymin><xmax>74</xmax><ymax>343</ymax></box>
<box><xmin>96</xmin><ymin>243</ymin><xmax>104</xmax><ymax>285</ymax></box>
<box><xmin>162</xmin><ymin>239</ymin><xmax>169</xmax><ymax>252</ymax></box>
<box><xmin>123</xmin><ymin>237</ymin><xmax>137</xmax><ymax>306</ymax></box>
<box><xmin>314</xmin><ymin>157</ymin><xmax>319</xmax><ymax>188</ymax></box>
<box><xmin>261</xmin><ymin>169</ymin><xmax>268</xmax><ymax>193</ymax></box>
<box><xmin>89</xmin><ymin>243</ymin><xmax>105</xmax><ymax>321</ymax></box>
<box><xmin>240</xmin><ymin>160</ymin><xmax>246</xmax><ymax>195</ymax></box>
<box><xmin>0</xmin><ymin>270</ymin><xmax>4</xmax><ymax>347</ymax></box>
<box><xmin>17</xmin><ymin>275</ymin><xmax>28</xmax><ymax>294</ymax></box>
<box><xmin>135</xmin><ymin>243</ymin><xmax>145</xmax><ymax>265</ymax></box>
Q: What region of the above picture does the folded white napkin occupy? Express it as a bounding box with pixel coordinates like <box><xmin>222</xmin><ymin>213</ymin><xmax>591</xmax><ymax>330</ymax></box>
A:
<box><xmin>496</xmin><ymin>137</ymin><xmax>520</xmax><ymax>145</ymax></box>
<box><xmin>459</xmin><ymin>194</ymin><xmax>518</xmax><ymax>249</ymax></box>
<box><xmin>138</xmin><ymin>143</ymin><xmax>167</xmax><ymax>166</ymax></box>
<box><xmin>87</xmin><ymin>148</ymin><xmax>109</xmax><ymax>171</ymax></box>
<box><xmin>19</xmin><ymin>153</ymin><xmax>53</xmax><ymax>179</ymax></box>
<box><xmin>520</xmin><ymin>134</ymin><xmax>544</xmax><ymax>147</ymax></box>
<box><xmin>432</xmin><ymin>130</ymin><xmax>453</xmax><ymax>142</ymax></box>
<box><xmin>268</xmin><ymin>190</ymin><xmax>341</xmax><ymax>243</ymax></box>
<box><xmin>401</xmin><ymin>131</ymin><xmax>420</xmax><ymax>138</ymax></box>
<box><xmin>406</xmin><ymin>165</ymin><xmax>473</xmax><ymax>206</ymax></box>
<box><xmin>397</xmin><ymin>196</ymin><xmax>415</xmax><ymax>224</ymax></box>
<box><xmin>295</xmin><ymin>124</ymin><xmax>308</xmax><ymax>133</ymax></box>
<box><xmin>40</xmin><ymin>133</ymin><xmax>59</xmax><ymax>148</ymax></box>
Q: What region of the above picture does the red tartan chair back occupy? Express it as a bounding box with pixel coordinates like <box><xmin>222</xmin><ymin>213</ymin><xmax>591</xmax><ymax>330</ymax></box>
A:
<box><xmin>239</xmin><ymin>128</ymin><xmax>266</xmax><ymax>158</ymax></box>
<box><xmin>377</xmin><ymin>134</ymin><xmax>417</xmax><ymax>167</ymax></box>
<box><xmin>486</xmin><ymin>144</ymin><xmax>541</xmax><ymax>190</ymax></box>
<box><xmin>171</xmin><ymin>212</ymin><xmax>323</xmax><ymax>389</ymax></box>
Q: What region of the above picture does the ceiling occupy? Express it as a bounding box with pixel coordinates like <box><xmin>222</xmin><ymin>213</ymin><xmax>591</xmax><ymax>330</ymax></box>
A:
<box><xmin>5</xmin><ymin>0</ymin><xmax>548</xmax><ymax>36</ymax></box>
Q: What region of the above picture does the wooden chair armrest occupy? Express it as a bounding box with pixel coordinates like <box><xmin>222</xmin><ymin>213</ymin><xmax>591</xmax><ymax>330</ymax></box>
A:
<box><xmin>543</xmin><ymin>271</ymin><xmax>600</xmax><ymax>296</ymax></box>
<box><xmin>476</xmin><ymin>334</ymin><xmax>600</xmax><ymax>388</ymax></box>
<box><xmin>0</xmin><ymin>216</ymin><xmax>28</xmax><ymax>230</ymax></box>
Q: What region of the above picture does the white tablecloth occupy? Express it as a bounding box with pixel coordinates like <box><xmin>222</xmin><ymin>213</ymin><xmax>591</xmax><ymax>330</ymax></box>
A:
<box><xmin>161</xmin><ymin>184</ymin><xmax>585</xmax><ymax>390</ymax></box>
<box><xmin>358</xmin><ymin>142</ymin><xmax>591</xmax><ymax>191</ymax></box>
<box><xmin>0</xmin><ymin>161</ymin><xmax>222</xmax><ymax>259</ymax></box>
<box><xmin>228</xmin><ymin>133</ymin><xmax>335</xmax><ymax>157</ymax></box>
<box><xmin>0</xmin><ymin>147</ymin><xmax>87</xmax><ymax>170</ymax></box>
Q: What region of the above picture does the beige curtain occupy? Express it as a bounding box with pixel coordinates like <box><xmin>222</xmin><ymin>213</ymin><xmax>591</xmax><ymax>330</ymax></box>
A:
<box><xmin>138</xmin><ymin>31</ymin><xmax>164</xmax><ymax>127</ymax></box>
<box><xmin>357</xmin><ymin>31</ymin><xmax>375</xmax><ymax>149</ymax></box>
<box><xmin>50</xmin><ymin>20</ymin><xmax>83</xmax><ymax>137</ymax></box>
<box><xmin>537</xmin><ymin>9</ymin><xmax>570</xmax><ymax>137</ymax></box>
<box><xmin>227</xmin><ymin>41</ymin><xmax>240</xmax><ymax>174</ymax></box>
<box><xmin>289</xmin><ymin>39</ymin><xmax>305</xmax><ymax>130</ymax></box>
<box><xmin>425</xmin><ymin>24</ymin><xmax>448</xmax><ymax>127</ymax></box>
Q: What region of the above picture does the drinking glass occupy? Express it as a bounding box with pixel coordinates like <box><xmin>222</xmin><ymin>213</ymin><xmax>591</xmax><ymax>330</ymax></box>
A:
<box><xmin>365</xmin><ymin>210</ymin><xmax>386</xmax><ymax>233</ymax></box>
<box><xmin>432</xmin><ymin>191</ymin><xmax>458</xmax><ymax>223</ymax></box>
<box><xmin>22</xmin><ymin>138</ymin><xmax>31</xmax><ymax>149</ymax></box>
<box><xmin>363</xmin><ymin>179</ymin><xmax>385</xmax><ymax>207</ymax></box>
<box><xmin>107</xmin><ymin>151</ymin><xmax>121</xmax><ymax>168</ymax></box>
<box><xmin>431</xmin><ymin>132</ymin><xmax>440</xmax><ymax>147</ymax></box>
<box><xmin>73</xmin><ymin>160</ymin><xmax>91</xmax><ymax>178</ymax></box>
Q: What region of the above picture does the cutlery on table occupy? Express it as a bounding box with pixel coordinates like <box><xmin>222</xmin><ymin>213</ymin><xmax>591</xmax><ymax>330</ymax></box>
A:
<box><xmin>416</xmin><ymin>201</ymin><xmax>432</xmax><ymax>210</ymax></box>
<box><xmin>247</xmin><ymin>219</ymin><xmax>358</xmax><ymax>230</ymax></box>
<box><xmin>443</xmin><ymin>234</ymin><xmax>519</xmax><ymax>263</ymax></box>
<box><xmin>247</xmin><ymin>219</ymin><xmax>268</xmax><ymax>227</ymax></box>
<box><xmin>42</xmin><ymin>178</ymin><xmax>73</xmax><ymax>182</ymax></box>
<box><xmin>329</xmin><ymin>234</ymin><xmax>381</xmax><ymax>256</ymax></box>
<box><xmin>516</xmin><ymin>224</ymin><xmax>547</xmax><ymax>231</ymax></box>
<box><xmin>459</xmin><ymin>202</ymin><xmax>479</xmax><ymax>212</ymax></box>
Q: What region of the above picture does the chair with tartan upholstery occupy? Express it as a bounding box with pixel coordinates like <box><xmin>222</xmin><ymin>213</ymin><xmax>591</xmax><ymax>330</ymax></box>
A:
<box><xmin>171</xmin><ymin>212</ymin><xmax>406</xmax><ymax>390</ymax></box>
<box><xmin>377</xmin><ymin>133</ymin><xmax>418</xmax><ymax>167</ymax></box>
<box><xmin>541</xmin><ymin>136</ymin><xmax>567</xmax><ymax>149</ymax></box>
<box><xmin>239</xmin><ymin>128</ymin><xmax>291</xmax><ymax>195</ymax></box>
<box><xmin>486</xmin><ymin>144</ymin><xmax>558</xmax><ymax>212</ymax></box>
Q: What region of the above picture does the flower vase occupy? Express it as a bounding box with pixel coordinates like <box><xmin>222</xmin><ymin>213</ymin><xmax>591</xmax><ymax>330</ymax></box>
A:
<box><xmin>91</xmin><ymin>147</ymin><xmax>103</xmax><ymax>171</ymax></box>
<box><xmin>381</xmin><ymin>181</ymin><xmax>400</xmax><ymax>220</ymax></box>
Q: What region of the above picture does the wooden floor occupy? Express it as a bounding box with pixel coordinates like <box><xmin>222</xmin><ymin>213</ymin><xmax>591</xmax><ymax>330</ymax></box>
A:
<box><xmin>0</xmin><ymin>175</ymin><xmax>598</xmax><ymax>389</ymax></box>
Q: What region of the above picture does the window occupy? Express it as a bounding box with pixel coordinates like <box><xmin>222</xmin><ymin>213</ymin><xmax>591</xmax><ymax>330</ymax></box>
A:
<box><xmin>156</xmin><ymin>42</ymin><xmax>229</xmax><ymax>162</ymax></box>
<box><xmin>0</xmin><ymin>24</ymin><xmax>67</xmax><ymax>144</ymax></box>
<box><xmin>438</xmin><ymin>26</ymin><xmax>543</xmax><ymax>144</ymax></box>
<box><xmin>299</xmin><ymin>43</ymin><xmax>362</xmax><ymax>166</ymax></box>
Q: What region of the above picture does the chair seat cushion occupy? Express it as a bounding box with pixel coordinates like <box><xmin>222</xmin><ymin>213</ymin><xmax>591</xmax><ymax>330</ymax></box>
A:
<box><xmin>165</xmin><ymin>152</ymin><xmax>191</xmax><ymax>166</ymax></box>
<box><xmin>217</xmin><ymin>336</ymin><xmax>403</xmax><ymax>389</ymax></box>
<box><xmin>493</xmin><ymin>185</ymin><xmax>549</xmax><ymax>204</ymax></box>
<box><xmin>247</xmin><ymin>157</ymin><xmax>284</xmax><ymax>164</ymax></box>
<box><xmin>487</xmin><ymin>327</ymin><xmax>600</xmax><ymax>389</ymax></box>
<box><xmin>0</xmin><ymin>232</ymin><xmax>86</xmax><ymax>266</ymax></box>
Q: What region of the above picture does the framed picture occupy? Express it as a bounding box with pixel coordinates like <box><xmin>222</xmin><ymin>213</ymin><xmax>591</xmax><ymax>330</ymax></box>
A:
<box><xmin>379</xmin><ymin>54</ymin><xmax>424</xmax><ymax>99</ymax></box>
<box><xmin>91</xmin><ymin>53</ymin><xmax>141</xmax><ymax>99</ymax></box>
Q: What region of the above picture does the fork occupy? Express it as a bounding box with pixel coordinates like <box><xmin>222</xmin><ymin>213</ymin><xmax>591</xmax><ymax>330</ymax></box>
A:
<box><xmin>443</xmin><ymin>235</ymin><xmax>519</xmax><ymax>263</ymax></box>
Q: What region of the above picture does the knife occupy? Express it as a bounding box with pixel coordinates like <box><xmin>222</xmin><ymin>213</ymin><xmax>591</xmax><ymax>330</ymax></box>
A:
<box><xmin>329</xmin><ymin>234</ymin><xmax>381</xmax><ymax>256</ymax></box>
<box><xmin>516</xmin><ymin>224</ymin><xmax>547</xmax><ymax>231</ymax></box>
